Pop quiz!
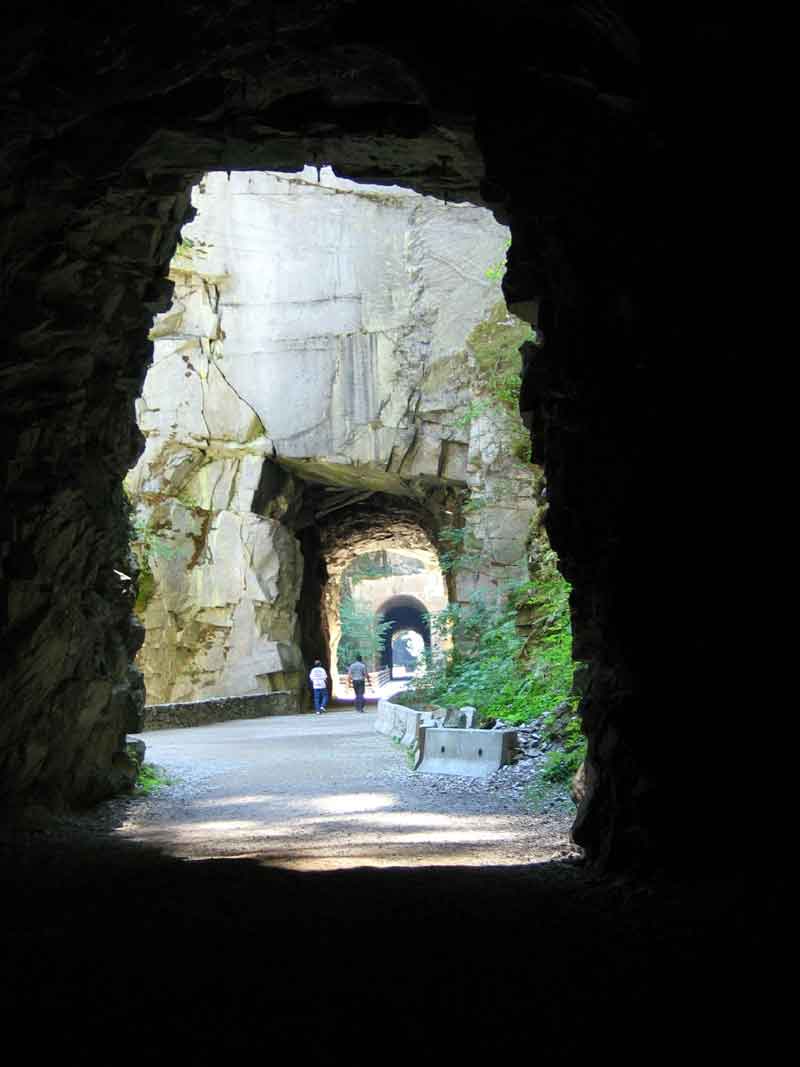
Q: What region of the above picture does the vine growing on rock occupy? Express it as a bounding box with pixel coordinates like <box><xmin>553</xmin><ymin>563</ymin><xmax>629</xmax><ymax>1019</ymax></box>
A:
<box><xmin>127</xmin><ymin>509</ymin><xmax>179</xmax><ymax>616</ymax></box>
<box><xmin>465</xmin><ymin>301</ymin><xmax>540</xmax><ymax>463</ymax></box>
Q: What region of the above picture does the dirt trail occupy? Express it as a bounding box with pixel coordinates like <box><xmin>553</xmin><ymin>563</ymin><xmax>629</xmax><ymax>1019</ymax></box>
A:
<box><xmin>121</xmin><ymin>705</ymin><xmax>576</xmax><ymax>869</ymax></box>
<box><xmin>0</xmin><ymin>708</ymin><xmax>777</xmax><ymax>1060</ymax></box>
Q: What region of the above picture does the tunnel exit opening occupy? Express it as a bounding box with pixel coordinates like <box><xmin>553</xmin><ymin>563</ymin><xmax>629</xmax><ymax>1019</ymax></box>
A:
<box><xmin>333</xmin><ymin>548</ymin><xmax>446</xmax><ymax>700</ymax></box>
<box><xmin>391</xmin><ymin>629</ymin><xmax>426</xmax><ymax>677</ymax></box>
<box><xmin>125</xmin><ymin>163</ymin><xmax>538</xmax><ymax>722</ymax></box>
<box><xmin>376</xmin><ymin>595</ymin><xmax>431</xmax><ymax>677</ymax></box>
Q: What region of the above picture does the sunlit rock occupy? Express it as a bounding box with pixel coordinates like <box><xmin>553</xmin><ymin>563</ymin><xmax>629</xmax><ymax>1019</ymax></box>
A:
<box><xmin>127</xmin><ymin>167</ymin><xmax>543</xmax><ymax>706</ymax></box>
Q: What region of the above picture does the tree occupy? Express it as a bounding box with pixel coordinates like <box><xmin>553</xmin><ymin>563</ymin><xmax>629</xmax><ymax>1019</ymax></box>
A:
<box><xmin>337</xmin><ymin>597</ymin><xmax>392</xmax><ymax>672</ymax></box>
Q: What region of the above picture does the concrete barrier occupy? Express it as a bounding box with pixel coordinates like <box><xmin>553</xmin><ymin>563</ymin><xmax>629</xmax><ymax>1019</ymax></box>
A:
<box><xmin>375</xmin><ymin>699</ymin><xmax>446</xmax><ymax>766</ymax></box>
<box><xmin>374</xmin><ymin>699</ymin><xmax>429</xmax><ymax>741</ymax></box>
<box><xmin>376</xmin><ymin>700</ymin><xmax>515</xmax><ymax>776</ymax></box>
<box><xmin>417</xmin><ymin>727</ymin><xmax>518</xmax><ymax>777</ymax></box>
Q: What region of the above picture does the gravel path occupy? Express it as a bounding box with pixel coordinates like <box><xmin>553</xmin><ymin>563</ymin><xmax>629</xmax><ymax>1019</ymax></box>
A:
<box><xmin>0</xmin><ymin>707</ymin><xmax>776</xmax><ymax>1062</ymax></box>
<box><xmin>115</xmin><ymin>705</ymin><xmax>579</xmax><ymax>869</ymax></box>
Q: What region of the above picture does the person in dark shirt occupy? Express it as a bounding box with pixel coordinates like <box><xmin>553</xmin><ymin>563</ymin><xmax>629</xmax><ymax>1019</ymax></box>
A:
<box><xmin>347</xmin><ymin>653</ymin><xmax>368</xmax><ymax>713</ymax></box>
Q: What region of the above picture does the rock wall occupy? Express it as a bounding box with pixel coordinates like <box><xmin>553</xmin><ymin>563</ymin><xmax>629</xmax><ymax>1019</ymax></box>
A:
<box><xmin>350</xmin><ymin>570</ymin><xmax>448</xmax><ymax>622</ymax></box>
<box><xmin>127</xmin><ymin>168</ymin><xmax>541</xmax><ymax>706</ymax></box>
<box><xmin>141</xmin><ymin>691</ymin><xmax>297</xmax><ymax>731</ymax></box>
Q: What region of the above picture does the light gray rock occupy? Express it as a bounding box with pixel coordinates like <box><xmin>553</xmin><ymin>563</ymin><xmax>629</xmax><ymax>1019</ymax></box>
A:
<box><xmin>127</xmin><ymin>167</ymin><xmax>543</xmax><ymax>705</ymax></box>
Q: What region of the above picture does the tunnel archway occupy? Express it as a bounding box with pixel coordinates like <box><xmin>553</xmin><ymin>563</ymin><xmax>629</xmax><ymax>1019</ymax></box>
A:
<box><xmin>0</xmin><ymin>4</ymin><xmax>746</xmax><ymax>872</ymax></box>
<box><xmin>250</xmin><ymin>460</ymin><xmax>457</xmax><ymax>700</ymax></box>
<box><xmin>374</xmin><ymin>595</ymin><xmax>431</xmax><ymax>676</ymax></box>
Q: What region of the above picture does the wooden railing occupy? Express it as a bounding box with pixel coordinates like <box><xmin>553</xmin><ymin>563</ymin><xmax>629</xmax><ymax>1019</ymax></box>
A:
<box><xmin>339</xmin><ymin>667</ymin><xmax>391</xmax><ymax>693</ymax></box>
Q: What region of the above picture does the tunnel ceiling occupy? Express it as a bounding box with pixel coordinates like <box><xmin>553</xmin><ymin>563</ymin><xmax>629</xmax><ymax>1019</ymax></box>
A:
<box><xmin>256</xmin><ymin>457</ymin><xmax>455</xmax><ymax>576</ymax></box>
<box><xmin>0</xmin><ymin>2</ymin><xmax>745</xmax><ymax>872</ymax></box>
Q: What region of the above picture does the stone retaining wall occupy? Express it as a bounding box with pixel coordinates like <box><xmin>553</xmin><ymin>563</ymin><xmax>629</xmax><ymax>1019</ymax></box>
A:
<box><xmin>140</xmin><ymin>691</ymin><xmax>298</xmax><ymax>731</ymax></box>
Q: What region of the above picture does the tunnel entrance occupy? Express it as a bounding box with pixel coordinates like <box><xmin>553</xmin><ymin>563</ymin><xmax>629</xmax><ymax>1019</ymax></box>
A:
<box><xmin>0</xmin><ymin>5</ymin><xmax>744</xmax><ymax>878</ymax></box>
<box><xmin>292</xmin><ymin>493</ymin><xmax>450</xmax><ymax>702</ymax></box>
<box><xmin>334</xmin><ymin>549</ymin><xmax>445</xmax><ymax>696</ymax></box>
<box><xmin>376</xmin><ymin>595</ymin><xmax>431</xmax><ymax>676</ymax></box>
<box><xmin>391</xmin><ymin>629</ymin><xmax>426</xmax><ymax>676</ymax></box>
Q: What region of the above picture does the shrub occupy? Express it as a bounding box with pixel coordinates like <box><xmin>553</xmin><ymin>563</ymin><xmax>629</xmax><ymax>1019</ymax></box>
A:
<box><xmin>135</xmin><ymin>763</ymin><xmax>172</xmax><ymax>795</ymax></box>
<box><xmin>398</xmin><ymin>560</ymin><xmax>579</xmax><ymax>728</ymax></box>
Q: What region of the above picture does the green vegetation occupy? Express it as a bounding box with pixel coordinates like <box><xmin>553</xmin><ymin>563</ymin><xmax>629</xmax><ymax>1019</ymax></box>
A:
<box><xmin>465</xmin><ymin>301</ymin><xmax>538</xmax><ymax>463</ymax></box>
<box><xmin>134</xmin><ymin>568</ymin><xmax>156</xmax><ymax>615</ymax></box>
<box><xmin>337</xmin><ymin>596</ymin><xmax>392</xmax><ymax>672</ymax></box>
<box><xmin>344</xmin><ymin>552</ymin><xmax>393</xmax><ymax>587</ymax></box>
<box><xmin>135</xmin><ymin>763</ymin><xmax>173</xmax><ymax>795</ymax></box>
<box><xmin>484</xmin><ymin>238</ymin><xmax>511</xmax><ymax>282</ymax></box>
<box><xmin>173</xmin><ymin>236</ymin><xmax>212</xmax><ymax>266</ymax></box>
<box><xmin>392</xmin><ymin>738</ymin><xmax>418</xmax><ymax>770</ymax></box>
<box><xmin>533</xmin><ymin>697</ymin><xmax>587</xmax><ymax>792</ymax></box>
<box><xmin>128</xmin><ymin>511</ymin><xmax>179</xmax><ymax>615</ymax></box>
<box><xmin>452</xmin><ymin>398</ymin><xmax>490</xmax><ymax>431</ymax></box>
<box><xmin>397</xmin><ymin>551</ymin><xmax>585</xmax><ymax>781</ymax></box>
<box><xmin>436</xmin><ymin>525</ymin><xmax>483</xmax><ymax>575</ymax></box>
<box><xmin>468</xmin><ymin>302</ymin><xmax>535</xmax><ymax>413</ymax></box>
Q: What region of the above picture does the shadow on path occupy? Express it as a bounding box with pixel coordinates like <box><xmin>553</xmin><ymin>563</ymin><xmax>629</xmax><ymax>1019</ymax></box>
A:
<box><xmin>0</xmin><ymin>829</ymin><xmax>781</xmax><ymax>1060</ymax></box>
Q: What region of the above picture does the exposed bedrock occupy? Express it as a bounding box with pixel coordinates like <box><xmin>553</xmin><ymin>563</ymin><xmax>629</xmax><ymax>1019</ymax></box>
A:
<box><xmin>0</xmin><ymin>4</ymin><xmax>744</xmax><ymax>872</ymax></box>
<box><xmin>127</xmin><ymin>169</ymin><xmax>537</xmax><ymax>706</ymax></box>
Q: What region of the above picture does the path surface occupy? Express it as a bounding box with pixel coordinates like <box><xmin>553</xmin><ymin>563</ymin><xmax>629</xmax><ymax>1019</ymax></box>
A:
<box><xmin>0</xmin><ymin>709</ymin><xmax>775</xmax><ymax>1061</ymax></box>
<box><xmin>124</xmin><ymin>705</ymin><xmax>574</xmax><ymax>869</ymax></box>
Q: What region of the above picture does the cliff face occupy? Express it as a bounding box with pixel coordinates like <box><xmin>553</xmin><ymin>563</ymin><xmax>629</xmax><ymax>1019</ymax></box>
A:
<box><xmin>127</xmin><ymin>169</ymin><xmax>542</xmax><ymax>705</ymax></box>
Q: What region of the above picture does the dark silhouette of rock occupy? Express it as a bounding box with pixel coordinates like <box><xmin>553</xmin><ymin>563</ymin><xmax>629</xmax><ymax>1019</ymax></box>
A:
<box><xmin>0</xmin><ymin>3</ymin><xmax>752</xmax><ymax>876</ymax></box>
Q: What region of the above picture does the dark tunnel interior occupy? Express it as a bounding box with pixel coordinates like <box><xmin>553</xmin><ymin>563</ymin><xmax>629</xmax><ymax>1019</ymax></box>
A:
<box><xmin>0</xmin><ymin>5</ymin><xmax>775</xmax><ymax>1058</ymax></box>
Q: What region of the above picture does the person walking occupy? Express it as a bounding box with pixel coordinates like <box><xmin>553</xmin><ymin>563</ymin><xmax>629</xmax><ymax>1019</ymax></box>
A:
<box><xmin>347</xmin><ymin>652</ymin><xmax>368</xmax><ymax>713</ymax></box>
<box><xmin>309</xmin><ymin>659</ymin><xmax>329</xmax><ymax>714</ymax></box>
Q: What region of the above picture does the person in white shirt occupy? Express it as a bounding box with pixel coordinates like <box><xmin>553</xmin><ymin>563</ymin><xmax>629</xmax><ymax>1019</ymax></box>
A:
<box><xmin>309</xmin><ymin>659</ymin><xmax>329</xmax><ymax>714</ymax></box>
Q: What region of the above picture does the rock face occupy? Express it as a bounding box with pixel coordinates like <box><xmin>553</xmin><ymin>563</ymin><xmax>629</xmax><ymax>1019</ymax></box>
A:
<box><xmin>126</xmin><ymin>169</ymin><xmax>540</xmax><ymax>705</ymax></box>
<box><xmin>0</xmin><ymin>3</ymin><xmax>747</xmax><ymax>874</ymax></box>
<box><xmin>350</xmin><ymin>569</ymin><xmax>448</xmax><ymax>628</ymax></box>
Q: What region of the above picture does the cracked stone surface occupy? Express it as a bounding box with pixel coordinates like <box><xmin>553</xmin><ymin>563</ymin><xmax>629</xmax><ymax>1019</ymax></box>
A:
<box><xmin>128</xmin><ymin>167</ymin><xmax>542</xmax><ymax>705</ymax></box>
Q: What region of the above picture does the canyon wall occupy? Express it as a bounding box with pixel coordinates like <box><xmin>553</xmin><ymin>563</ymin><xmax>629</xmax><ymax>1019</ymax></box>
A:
<box><xmin>127</xmin><ymin>169</ymin><xmax>542</xmax><ymax>705</ymax></box>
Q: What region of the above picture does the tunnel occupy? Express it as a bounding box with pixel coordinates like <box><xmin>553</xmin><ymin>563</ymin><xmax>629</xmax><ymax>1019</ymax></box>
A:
<box><xmin>251</xmin><ymin>463</ymin><xmax>456</xmax><ymax>699</ymax></box>
<box><xmin>0</xmin><ymin>8</ymin><xmax>771</xmax><ymax>1062</ymax></box>
<box><xmin>0</xmin><ymin>3</ymin><xmax>755</xmax><ymax>881</ymax></box>
<box><xmin>375</xmin><ymin>595</ymin><xmax>431</xmax><ymax>675</ymax></box>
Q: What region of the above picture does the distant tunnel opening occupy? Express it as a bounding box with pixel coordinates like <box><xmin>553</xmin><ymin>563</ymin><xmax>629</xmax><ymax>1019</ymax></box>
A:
<box><xmin>375</xmin><ymin>595</ymin><xmax>431</xmax><ymax>676</ymax></box>
<box><xmin>391</xmin><ymin>630</ymin><xmax>426</xmax><ymax>675</ymax></box>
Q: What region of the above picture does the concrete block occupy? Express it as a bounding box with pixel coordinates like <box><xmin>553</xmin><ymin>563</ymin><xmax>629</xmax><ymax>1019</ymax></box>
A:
<box><xmin>417</xmin><ymin>727</ymin><xmax>517</xmax><ymax>777</ymax></box>
<box><xmin>375</xmin><ymin>698</ymin><xmax>410</xmax><ymax>738</ymax></box>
